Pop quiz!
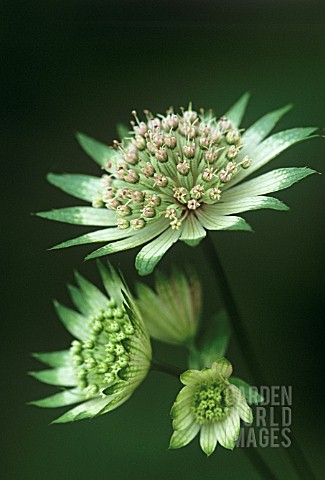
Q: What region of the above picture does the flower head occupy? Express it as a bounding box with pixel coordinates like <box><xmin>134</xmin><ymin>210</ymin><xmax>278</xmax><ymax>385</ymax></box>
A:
<box><xmin>169</xmin><ymin>358</ymin><xmax>252</xmax><ymax>456</ymax></box>
<box><xmin>38</xmin><ymin>93</ymin><xmax>317</xmax><ymax>275</ymax></box>
<box><xmin>136</xmin><ymin>267</ymin><xmax>201</xmax><ymax>346</ymax></box>
<box><xmin>29</xmin><ymin>262</ymin><xmax>151</xmax><ymax>423</ymax></box>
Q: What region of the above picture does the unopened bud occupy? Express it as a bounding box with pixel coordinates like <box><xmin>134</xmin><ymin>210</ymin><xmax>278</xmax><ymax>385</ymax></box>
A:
<box><xmin>117</xmin><ymin>219</ymin><xmax>131</xmax><ymax>229</ymax></box>
<box><xmin>146</xmin><ymin>194</ymin><xmax>161</xmax><ymax>207</ymax></box>
<box><xmin>155</xmin><ymin>148</ymin><xmax>168</xmax><ymax>162</ymax></box>
<box><xmin>219</xmin><ymin>170</ymin><xmax>231</xmax><ymax>183</ymax></box>
<box><xmin>164</xmin><ymin>134</ymin><xmax>177</xmax><ymax>149</ymax></box>
<box><xmin>141</xmin><ymin>162</ymin><xmax>155</xmax><ymax>178</ymax></box>
<box><xmin>142</xmin><ymin>206</ymin><xmax>156</xmax><ymax>218</ymax></box>
<box><xmin>177</xmin><ymin>161</ymin><xmax>191</xmax><ymax>176</ymax></box>
<box><xmin>117</xmin><ymin>205</ymin><xmax>132</xmax><ymax>217</ymax></box>
<box><xmin>219</xmin><ymin>116</ymin><xmax>232</xmax><ymax>131</ymax></box>
<box><xmin>227</xmin><ymin>145</ymin><xmax>239</xmax><ymax>159</ymax></box>
<box><xmin>134</xmin><ymin>122</ymin><xmax>147</xmax><ymax>136</ymax></box>
<box><xmin>154</xmin><ymin>174</ymin><xmax>168</xmax><ymax>187</ymax></box>
<box><xmin>242</xmin><ymin>155</ymin><xmax>252</xmax><ymax>169</ymax></box>
<box><xmin>183</xmin><ymin>144</ymin><xmax>196</xmax><ymax>159</ymax></box>
<box><xmin>205</xmin><ymin>150</ymin><xmax>219</xmax><ymax>163</ymax></box>
<box><xmin>226</xmin><ymin>129</ymin><xmax>241</xmax><ymax>145</ymax></box>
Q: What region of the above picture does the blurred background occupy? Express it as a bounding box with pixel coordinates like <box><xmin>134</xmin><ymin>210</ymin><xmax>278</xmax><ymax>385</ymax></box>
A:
<box><xmin>2</xmin><ymin>1</ymin><xmax>325</xmax><ymax>479</ymax></box>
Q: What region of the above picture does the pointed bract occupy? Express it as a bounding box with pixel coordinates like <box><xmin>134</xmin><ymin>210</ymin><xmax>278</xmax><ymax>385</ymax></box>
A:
<box><xmin>136</xmin><ymin>267</ymin><xmax>201</xmax><ymax>346</ymax></box>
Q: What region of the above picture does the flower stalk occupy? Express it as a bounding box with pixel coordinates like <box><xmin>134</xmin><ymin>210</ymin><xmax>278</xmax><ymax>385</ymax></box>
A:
<box><xmin>151</xmin><ymin>360</ymin><xmax>183</xmax><ymax>378</ymax></box>
<box><xmin>203</xmin><ymin>235</ymin><xmax>318</xmax><ymax>480</ymax></box>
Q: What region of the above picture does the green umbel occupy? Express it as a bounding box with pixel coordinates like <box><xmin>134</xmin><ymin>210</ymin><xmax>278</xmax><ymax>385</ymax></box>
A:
<box><xmin>30</xmin><ymin>262</ymin><xmax>152</xmax><ymax>423</ymax></box>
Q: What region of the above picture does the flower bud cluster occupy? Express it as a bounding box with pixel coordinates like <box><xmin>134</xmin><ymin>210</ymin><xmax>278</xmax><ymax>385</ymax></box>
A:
<box><xmin>69</xmin><ymin>299</ymin><xmax>136</xmax><ymax>396</ymax></box>
<box><xmin>92</xmin><ymin>105</ymin><xmax>252</xmax><ymax>230</ymax></box>
<box><xmin>192</xmin><ymin>380</ymin><xmax>233</xmax><ymax>424</ymax></box>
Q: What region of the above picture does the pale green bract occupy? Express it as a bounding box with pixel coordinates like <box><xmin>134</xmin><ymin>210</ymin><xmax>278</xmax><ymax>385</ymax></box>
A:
<box><xmin>37</xmin><ymin>94</ymin><xmax>317</xmax><ymax>275</ymax></box>
<box><xmin>136</xmin><ymin>268</ymin><xmax>201</xmax><ymax>346</ymax></box>
<box><xmin>29</xmin><ymin>262</ymin><xmax>152</xmax><ymax>423</ymax></box>
<box><xmin>169</xmin><ymin>358</ymin><xmax>255</xmax><ymax>456</ymax></box>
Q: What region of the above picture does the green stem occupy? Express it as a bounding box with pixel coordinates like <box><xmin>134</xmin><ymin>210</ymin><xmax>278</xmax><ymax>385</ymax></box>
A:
<box><xmin>203</xmin><ymin>234</ymin><xmax>318</xmax><ymax>480</ymax></box>
<box><xmin>151</xmin><ymin>359</ymin><xmax>182</xmax><ymax>378</ymax></box>
<box><xmin>243</xmin><ymin>448</ymin><xmax>279</xmax><ymax>480</ymax></box>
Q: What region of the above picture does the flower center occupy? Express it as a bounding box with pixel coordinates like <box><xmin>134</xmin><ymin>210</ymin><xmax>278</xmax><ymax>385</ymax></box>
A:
<box><xmin>192</xmin><ymin>380</ymin><xmax>233</xmax><ymax>424</ymax></box>
<box><xmin>92</xmin><ymin>105</ymin><xmax>252</xmax><ymax>231</ymax></box>
<box><xmin>69</xmin><ymin>298</ymin><xmax>136</xmax><ymax>397</ymax></box>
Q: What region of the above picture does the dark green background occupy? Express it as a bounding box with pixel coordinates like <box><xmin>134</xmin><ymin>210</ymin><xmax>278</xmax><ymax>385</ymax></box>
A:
<box><xmin>2</xmin><ymin>1</ymin><xmax>325</xmax><ymax>479</ymax></box>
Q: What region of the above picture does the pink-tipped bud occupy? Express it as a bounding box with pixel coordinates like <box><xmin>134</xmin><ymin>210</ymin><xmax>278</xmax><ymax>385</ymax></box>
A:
<box><xmin>155</xmin><ymin>148</ymin><xmax>168</xmax><ymax>162</ymax></box>
<box><xmin>151</xmin><ymin>132</ymin><xmax>164</xmax><ymax>148</ymax></box>
<box><xmin>146</xmin><ymin>141</ymin><xmax>157</xmax><ymax>154</ymax></box>
<box><xmin>117</xmin><ymin>188</ymin><xmax>130</xmax><ymax>200</ymax></box>
<box><xmin>134</xmin><ymin>122</ymin><xmax>147</xmax><ymax>136</ymax></box>
<box><xmin>219</xmin><ymin>116</ymin><xmax>232</xmax><ymax>131</ymax></box>
<box><xmin>164</xmin><ymin>134</ymin><xmax>177</xmax><ymax>149</ymax></box>
<box><xmin>183</xmin><ymin>144</ymin><xmax>196</xmax><ymax>159</ymax></box>
<box><xmin>226</xmin><ymin>161</ymin><xmax>237</xmax><ymax>173</ymax></box>
<box><xmin>106</xmin><ymin>198</ymin><xmax>121</xmax><ymax>209</ymax></box>
<box><xmin>226</xmin><ymin>129</ymin><xmax>241</xmax><ymax>145</ymax></box>
<box><xmin>142</xmin><ymin>206</ymin><xmax>156</xmax><ymax>218</ymax></box>
<box><xmin>199</xmin><ymin>124</ymin><xmax>211</xmax><ymax>135</ymax></box>
<box><xmin>191</xmin><ymin>185</ymin><xmax>204</xmax><ymax>199</ymax></box>
<box><xmin>219</xmin><ymin>169</ymin><xmax>231</xmax><ymax>183</ymax></box>
<box><xmin>205</xmin><ymin>150</ymin><xmax>219</xmax><ymax>164</ymax></box>
<box><xmin>242</xmin><ymin>155</ymin><xmax>252</xmax><ymax>169</ymax></box>
<box><xmin>133</xmin><ymin>135</ymin><xmax>146</xmax><ymax>150</ymax></box>
<box><xmin>131</xmin><ymin>218</ymin><xmax>146</xmax><ymax>229</ymax></box>
<box><xmin>115</xmin><ymin>166</ymin><xmax>126</xmax><ymax>180</ymax></box>
<box><xmin>183</xmin><ymin>109</ymin><xmax>197</xmax><ymax>123</ymax></box>
<box><xmin>183</xmin><ymin>123</ymin><xmax>197</xmax><ymax>139</ymax></box>
<box><xmin>117</xmin><ymin>218</ymin><xmax>130</xmax><ymax>229</ymax></box>
<box><xmin>202</xmin><ymin>168</ymin><xmax>214</xmax><ymax>182</ymax></box>
<box><xmin>199</xmin><ymin>136</ymin><xmax>210</xmax><ymax>149</ymax></box>
<box><xmin>177</xmin><ymin>161</ymin><xmax>191</xmax><ymax>176</ymax></box>
<box><xmin>148</xmin><ymin>117</ymin><xmax>161</xmax><ymax>129</ymax></box>
<box><xmin>102</xmin><ymin>187</ymin><xmax>116</xmax><ymax>201</ymax></box>
<box><xmin>141</xmin><ymin>162</ymin><xmax>155</xmax><ymax>178</ymax></box>
<box><xmin>227</xmin><ymin>145</ymin><xmax>239</xmax><ymax>159</ymax></box>
<box><xmin>124</xmin><ymin>149</ymin><xmax>139</xmax><ymax>165</ymax></box>
<box><xmin>130</xmin><ymin>190</ymin><xmax>144</xmax><ymax>202</ymax></box>
<box><xmin>154</xmin><ymin>174</ymin><xmax>168</xmax><ymax>187</ymax></box>
<box><xmin>124</xmin><ymin>169</ymin><xmax>139</xmax><ymax>184</ymax></box>
<box><xmin>146</xmin><ymin>194</ymin><xmax>161</xmax><ymax>207</ymax></box>
<box><xmin>117</xmin><ymin>205</ymin><xmax>132</xmax><ymax>217</ymax></box>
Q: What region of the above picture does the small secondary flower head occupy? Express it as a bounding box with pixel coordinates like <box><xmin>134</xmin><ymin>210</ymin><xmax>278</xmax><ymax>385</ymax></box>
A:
<box><xmin>29</xmin><ymin>262</ymin><xmax>151</xmax><ymax>423</ymax></box>
<box><xmin>135</xmin><ymin>267</ymin><xmax>201</xmax><ymax>346</ymax></box>
<box><xmin>169</xmin><ymin>358</ymin><xmax>253</xmax><ymax>456</ymax></box>
<box><xmin>37</xmin><ymin>93</ymin><xmax>317</xmax><ymax>275</ymax></box>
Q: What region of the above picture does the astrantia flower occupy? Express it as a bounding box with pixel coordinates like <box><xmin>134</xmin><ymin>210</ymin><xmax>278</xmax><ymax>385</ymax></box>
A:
<box><xmin>37</xmin><ymin>93</ymin><xmax>317</xmax><ymax>275</ymax></box>
<box><xmin>136</xmin><ymin>268</ymin><xmax>201</xmax><ymax>346</ymax></box>
<box><xmin>29</xmin><ymin>262</ymin><xmax>151</xmax><ymax>423</ymax></box>
<box><xmin>169</xmin><ymin>358</ymin><xmax>252</xmax><ymax>456</ymax></box>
